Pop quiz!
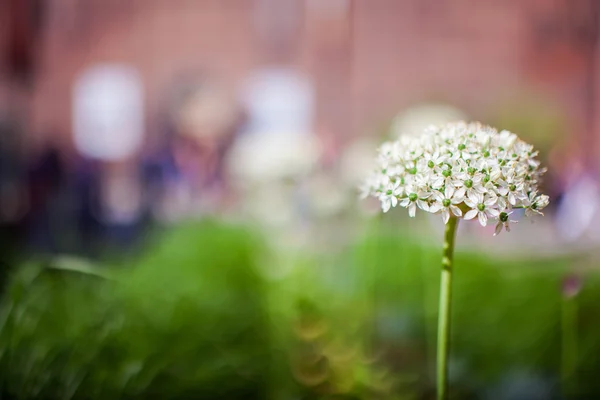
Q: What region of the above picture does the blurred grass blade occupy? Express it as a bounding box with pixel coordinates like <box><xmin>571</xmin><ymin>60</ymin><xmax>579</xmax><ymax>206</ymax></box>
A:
<box><xmin>47</xmin><ymin>255</ymin><xmax>115</xmax><ymax>280</ymax></box>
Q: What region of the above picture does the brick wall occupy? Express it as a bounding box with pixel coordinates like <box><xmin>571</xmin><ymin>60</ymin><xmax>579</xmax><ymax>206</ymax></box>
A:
<box><xmin>24</xmin><ymin>0</ymin><xmax>599</xmax><ymax>160</ymax></box>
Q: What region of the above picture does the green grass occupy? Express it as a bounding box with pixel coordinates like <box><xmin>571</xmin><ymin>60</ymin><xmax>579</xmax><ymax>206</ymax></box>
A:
<box><xmin>1</xmin><ymin>218</ymin><xmax>599</xmax><ymax>398</ymax></box>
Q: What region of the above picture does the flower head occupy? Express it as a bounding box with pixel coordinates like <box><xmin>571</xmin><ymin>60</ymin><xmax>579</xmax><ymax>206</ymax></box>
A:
<box><xmin>362</xmin><ymin>121</ymin><xmax>549</xmax><ymax>233</ymax></box>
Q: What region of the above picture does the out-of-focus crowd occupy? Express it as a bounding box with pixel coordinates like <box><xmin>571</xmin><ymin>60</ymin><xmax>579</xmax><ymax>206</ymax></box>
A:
<box><xmin>0</xmin><ymin>68</ymin><xmax>372</xmax><ymax>260</ymax></box>
<box><xmin>1</xmin><ymin>71</ymin><xmax>597</xmax><ymax>265</ymax></box>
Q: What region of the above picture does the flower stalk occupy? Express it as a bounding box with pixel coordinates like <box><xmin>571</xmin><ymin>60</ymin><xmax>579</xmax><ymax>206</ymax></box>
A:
<box><xmin>437</xmin><ymin>216</ymin><xmax>458</xmax><ymax>400</ymax></box>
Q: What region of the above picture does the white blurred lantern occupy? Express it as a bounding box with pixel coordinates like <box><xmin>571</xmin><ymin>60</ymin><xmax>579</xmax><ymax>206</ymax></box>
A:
<box><xmin>391</xmin><ymin>103</ymin><xmax>467</xmax><ymax>138</ymax></box>
<box><xmin>242</xmin><ymin>68</ymin><xmax>315</xmax><ymax>136</ymax></box>
<box><xmin>73</xmin><ymin>64</ymin><xmax>144</xmax><ymax>161</ymax></box>
<box><xmin>227</xmin><ymin>131</ymin><xmax>320</xmax><ymax>185</ymax></box>
<box><xmin>230</xmin><ymin>68</ymin><xmax>320</xmax><ymax>184</ymax></box>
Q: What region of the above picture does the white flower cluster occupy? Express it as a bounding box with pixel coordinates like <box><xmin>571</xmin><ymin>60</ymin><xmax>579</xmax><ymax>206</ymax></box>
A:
<box><xmin>362</xmin><ymin>121</ymin><xmax>550</xmax><ymax>235</ymax></box>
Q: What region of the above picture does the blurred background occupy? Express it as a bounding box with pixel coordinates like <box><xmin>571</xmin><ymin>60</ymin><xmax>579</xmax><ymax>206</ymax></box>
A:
<box><xmin>1</xmin><ymin>0</ymin><xmax>600</xmax><ymax>399</ymax></box>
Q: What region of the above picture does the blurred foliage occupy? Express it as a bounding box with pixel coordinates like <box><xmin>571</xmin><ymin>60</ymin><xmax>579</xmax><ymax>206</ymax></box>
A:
<box><xmin>0</xmin><ymin>221</ymin><xmax>271</xmax><ymax>399</ymax></box>
<box><xmin>266</xmin><ymin>250</ymin><xmax>414</xmax><ymax>400</ymax></box>
<box><xmin>346</xmin><ymin>219</ymin><xmax>600</xmax><ymax>398</ymax></box>
<box><xmin>2</xmin><ymin>218</ymin><xmax>600</xmax><ymax>399</ymax></box>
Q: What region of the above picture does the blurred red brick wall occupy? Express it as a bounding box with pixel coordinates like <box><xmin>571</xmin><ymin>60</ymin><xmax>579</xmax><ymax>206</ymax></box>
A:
<box><xmin>13</xmin><ymin>0</ymin><xmax>599</xmax><ymax>158</ymax></box>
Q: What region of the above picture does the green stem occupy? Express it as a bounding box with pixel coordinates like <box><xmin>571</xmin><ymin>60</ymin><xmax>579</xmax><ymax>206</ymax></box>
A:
<box><xmin>437</xmin><ymin>216</ymin><xmax>459</xmax><ymax>400</ymax></box>
<box><xmin>561</xmin><ymin>295</ymin><xmax>578</xmax><ymax>398</ymax></box>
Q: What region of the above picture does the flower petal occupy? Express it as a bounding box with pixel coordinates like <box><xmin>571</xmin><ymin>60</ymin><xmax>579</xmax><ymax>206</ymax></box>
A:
<box><xmin>442</xmin><ymin>209</ymin><xmax>450</xmax><ymax>224</ymax></box>
<box><xmin>464</xmin><ymin>209</ymin><xmax>478</xmax><ymax>220</ymax></box>
<box><xmin>432</xmin><ymin>191</ymin><xmax>444</xmax><ymax>202</ymax></box>
<box><xmin>497</xmin><ymin>197</ymin><xmax>508</xmax><ymax>211</ymax></box>
<box><xmin>490</xmin><ymin>169</ymin><xmax>502</xmax><ymax>181</ymax></box>
<box><xmin>474</xmin><ymin>185</ymin><xmax>487</xmax><ymax>194</ymax></box>
<box><xmin>431</xmin><ymin>176</ymin><xmax>444</xmax><ymax>188</ymax></box>
<box><xmin>494</xmin><ymin>222</ymin><xmax>503</xmax><ymax>236</ymax></box>
<box><xmin>497</xmin><ymin>187</ymin><xmax>509</xmax><ymax>196</ymax></box>
<box><xmin>454</xmin><ymin>186</ymin><xmax>466</xmax><ymax>197</ymax></box>
<box><xmin>468</xmin><ymin>190</ymin><xmax>482</xmax><ymax>205</ymax></box>
<box><xmin>429</xmin><ymin>202</ymin><xmax>442</xmax><ymax>213</ymax></box>
<box><xmin>382</xmin><ymin>200</ymin><xmax>391</xmax><ymax>213</ymax></box>
<box><xmin>408</xmin><ymin>203</ymin><xmax>416</xmax><ymax>217</ymax></box>
<box><xmin>487</xmin><ymin>208</ymin><xmax>500</xmax><ymax>217</ymax></box>
<box><xmin>450</xmin><ymin>205</ymin><xmax>462</xmax><ymax>217</ymax></box>
<box><xmin>478</xmin><ymin>211</ymin><xmax>488</xmax><ymax>226</ymax></box>
<box><xmin>444</xmin><ymin>185</ymin><xmax>455</xmax><ymax>199</ymax></box>
<box><xmin>484</xmin><ymin>195</ymin><xmax>498</xmax><ymax>206</ymax></box>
